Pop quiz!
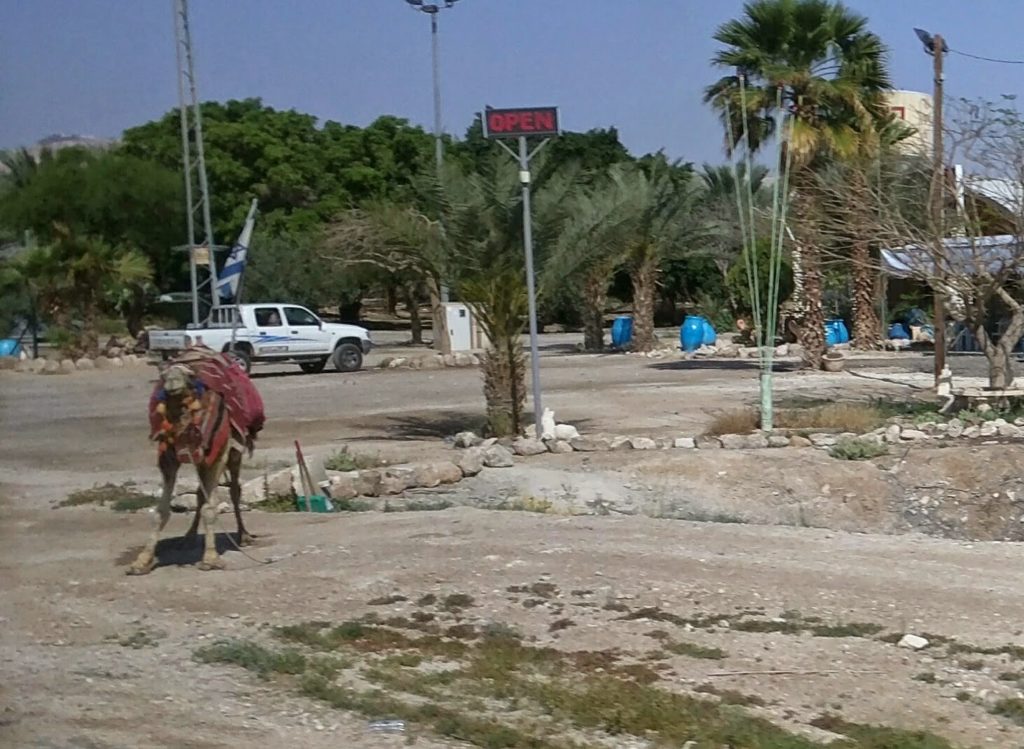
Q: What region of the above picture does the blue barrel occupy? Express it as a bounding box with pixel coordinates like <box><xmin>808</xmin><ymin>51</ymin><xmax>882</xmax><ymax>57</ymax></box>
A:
<box><xmin>0</xmin><ymin>339</ymin><xmax>21</xmax><ymax>357</ymax></box>
<box><xmin>824</xmin><ymin>322</ymin><xmax>839</xmax><ymax>347</ymax></box>
<box><xmin>680</xmin><ymin>316</ymin><xmax>705</xmax><ymax>353</ymax></box>
<box><xmin>888</xmin><ymin>323</ymin><xmax>910</xmax><ymax>340</ymax></box>
<box><xmin>825</xmin><ymin>318</ymin><xmax>849</xmax><ymax>344</ymax></box>
<box><xmin>611</xmin><ymin>316</ymin><xmax>633</xmax><ymax>348</ymax></box>
<box><xmin>701</xmin><ymin>318</ymin><xmax>717</xmax><ymax>346</ymax></box>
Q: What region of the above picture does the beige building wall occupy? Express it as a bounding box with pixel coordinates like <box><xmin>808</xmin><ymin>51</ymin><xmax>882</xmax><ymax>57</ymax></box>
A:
<box><xmin>886</xmin><ymin>90</ymin><xmax>934</xmax><ymax>155</ymax></box>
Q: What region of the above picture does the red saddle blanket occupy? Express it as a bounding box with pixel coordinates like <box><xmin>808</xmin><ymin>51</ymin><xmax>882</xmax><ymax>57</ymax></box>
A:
<box><xmin>148</xmin><ymin>348</ymin><xmax>265</xmax><ymax>465</ymax></box>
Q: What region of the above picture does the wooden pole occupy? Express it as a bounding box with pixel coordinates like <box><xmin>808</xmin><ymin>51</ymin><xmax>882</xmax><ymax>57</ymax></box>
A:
<box><xmin>931</xmin><ymin>33</ymin><xmax>946</xmax><ymax>385</ymax></box>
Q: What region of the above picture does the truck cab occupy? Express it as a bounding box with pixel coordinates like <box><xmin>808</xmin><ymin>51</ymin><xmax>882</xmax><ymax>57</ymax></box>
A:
<box><xmin>148</xmin><ymin>303</ymin><xmax>372</xmax><ymax>374</ymax></box>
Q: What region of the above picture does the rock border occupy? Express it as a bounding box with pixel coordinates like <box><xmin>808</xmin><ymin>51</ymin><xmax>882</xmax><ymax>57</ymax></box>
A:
<box><xmin>379</xmin><ymin>352</ymin><xmax>480</xmax><ymax>371</ymax></box>
<box><xmin>6</xmin><ymin>354</ymin><xmax>148</xmax><ymax>375</ymax></box>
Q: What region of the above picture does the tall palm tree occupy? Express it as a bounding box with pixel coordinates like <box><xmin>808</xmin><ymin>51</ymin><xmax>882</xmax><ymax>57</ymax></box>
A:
<box><xmin>704</xmin><ymin>0</ymin><xmax>892</xmax><ymax>367</ymax></box>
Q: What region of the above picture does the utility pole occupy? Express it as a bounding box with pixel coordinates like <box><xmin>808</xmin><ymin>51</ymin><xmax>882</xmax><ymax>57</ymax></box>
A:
<box><xmin>916</xmin><ymin>27</ymin><xmax>947</xmax><ymax>386</ymax></box>
<box><xmin>931</xmin><ymin>32</ymin><xmax>946</xmax><ymax>386</ymax></box>
<box><xmin>173</xmin><ymin>0</ymin><xmax>220</xmax><ymax>326</ymax></box>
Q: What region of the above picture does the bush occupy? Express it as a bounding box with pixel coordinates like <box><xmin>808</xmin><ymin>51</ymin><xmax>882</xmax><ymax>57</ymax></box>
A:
<box><xmin>703</xmin><ymin>408</ymin><xmax>759</xmax><ymax>436</ymax></box>
<box><xmin>829</xmin><ymin>438</ymin><xmax>888</xmax><ymax>461</ymax></box>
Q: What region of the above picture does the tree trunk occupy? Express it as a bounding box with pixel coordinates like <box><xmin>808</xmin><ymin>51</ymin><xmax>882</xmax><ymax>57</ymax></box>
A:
<box><xmin>581</xmin><ymin>271</ymin><xmax>607</xmax><ymax>352</ymax></box>
<box><xmin>427</xmin><ymin>278</ymin><xmax>451</xmax><ymax>355</ymax></box>
<box><xmin>850</xmin><ymin>240</ymin><xmax>880</xmax><ymax>349</ymax></box>
<box><xmin>403</xmin><ymin>285</ymin><xmax>423</xmax><ymax>345</ymax></box>
<box><xmin>631</xmin><ymin>256</ymin><xmax>659</xmax><ymax>353</ymax></box>
<box><xmin>796</xmin><ymin>245</ymin><xmax>826</xmax><ymax>369</ymax></box>
<box><xmin>480</xmin><ymin>337</ymin><xmax>525</xmax><ymax>436</ymax></box>
<box><xmin>978</xmin><ymin>310</ymin><xmax>1024</xmax><ymax>389</ymax></box>
<box><xmin>385</xmin><ymin>283</ymin><xmax>398</xmax><ymax>317</ymax></box>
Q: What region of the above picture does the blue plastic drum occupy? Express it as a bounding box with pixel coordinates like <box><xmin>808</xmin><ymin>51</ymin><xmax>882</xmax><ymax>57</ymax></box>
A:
<box><xmin>680</xmin><ymin>316</ymin><xmax>705</xmax><ymax>353</ymax></box>
<box><xmin>611</xmin><ymin>316</ymin><xmax>633</xmax><ymax>348</ymax></box>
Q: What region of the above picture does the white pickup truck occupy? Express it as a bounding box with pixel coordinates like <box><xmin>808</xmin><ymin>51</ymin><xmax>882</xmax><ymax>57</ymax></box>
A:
<box><xmin>147</xmin><ymin>303</ymin><xmax>372</xmax><ymax>373</ymax></box>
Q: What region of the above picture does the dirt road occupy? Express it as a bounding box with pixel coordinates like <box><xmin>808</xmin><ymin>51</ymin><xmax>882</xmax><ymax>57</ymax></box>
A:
<box><xmin>3</xmin><ymin>344</ymin><xmax>1022</xmax><ymax>747</ymax></box>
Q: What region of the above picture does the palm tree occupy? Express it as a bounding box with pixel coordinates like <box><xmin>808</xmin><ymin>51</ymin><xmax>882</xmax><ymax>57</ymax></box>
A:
<box><xmin>19</xmin><ymin>224</ymin><xmax>152</xmax><ymax>355</ymax></box>
<box><xmin>704</xmin><ymin>0</ymin><xmax>892</xmax><ymax>367</ymax></box>
<box><xmin>610</xmin><ymin>163</ymin><xmax>707</xmax><ymax>352</ymax></box>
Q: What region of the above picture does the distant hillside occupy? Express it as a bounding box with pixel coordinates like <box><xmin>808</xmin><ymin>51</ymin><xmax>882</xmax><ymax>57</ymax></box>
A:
<box><xmin>30</xmin><ymin>133</ymin><xmax>116</xmax><ymax>156</ymax></box>
<box><xmin>0</xmin><ymin>133</ymin><xmax>116</xmax><ymax>175</ymax></box>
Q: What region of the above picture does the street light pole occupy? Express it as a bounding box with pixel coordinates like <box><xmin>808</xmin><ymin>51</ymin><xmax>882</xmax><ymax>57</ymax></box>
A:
<box><xmin>430</xmin><ymin>11</ymin><xmax>443</xmax><ymax>172</ymax></box>
<box><xmin>406</xmin><ymin>0</ymin><xmax>460</xmax><ymax>303</ymax></box>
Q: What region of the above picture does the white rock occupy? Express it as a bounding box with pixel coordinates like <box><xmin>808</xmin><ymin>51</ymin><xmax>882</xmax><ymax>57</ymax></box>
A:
<box><xmin>673</xmin><ymin>437</ymin><xmax>696</xmax><ymax>449</ymax></box>
<box><xmin>547</xmin><ymin>440</ymin><xmax>574</xmax><ymax>454</ymax></box>
<box><xmin>774</xmin><ymin>344</ymin><xmax>789</xmax><ymax>357</ymax></box>
<box><xmin>809</xmin><ymin>433</ymin><xmax>838</xmax><ymax>447</ymax></box>
<box><xmin>171</xmin><ymin>493</ymin><xmax>198</xmax><ymax>512</ymax></box>
<box><xmin>553</xmin><ymin>423</ymin><xmax>580</xmax><ymax>441</ymax></box>
<box><xmin>898</xmin><ymin>634</ymin><xmax>930</xmax><ymax>650</ymax></box>
<box><xmin>540</xmin><ymin>408</ymin><xmax>556</xmax><ymax>441</ymax></box>
<box><xmin>980</xmin><ymin>422</ymin><xmax>998</xmax><ymax>438</ymax></box>
<box><xmin>512</xmin><ymin>437</ymin><xmax>548</xmax><ymax>456</ymax></box>
<box><xmin>900</xmin><ymin>429</ymin><xmax>928</xmax><ymax>441</ymax></box>
<box><xmin>629</xmin><ymin>437</ymin><xmax>658</xmax><ymax>450</ymax></box>
<box><xmin>610</xmin><ymin>436</ymin><xmax>633</xmax><ymax>450</ymax></box>
<box><xmin>999</xmin><ymin>423</ymin><xmax>1021</xmax><ymax>438</ymax></box>
<box><xmin>963</xmin><ymin>425</ymin><xmax>981</xmax><ymax>439</ymax></box>
<box><xmin>767</xmin><ymin>435</ymin><xmax>790</xmax><ymax>448</ymax></box>
<box><xmin>482</xmin><ymin>444</ymin><xmax>515</xmax><ymax>468</ymax></box>
<box><xmin>75</xmin><ymin>357</ymin><xmax>95</xmax><ymax>370</ymax></box>
<box><xmin>453</xmin><ymin>431</ymin><xmax>482</xmax><ymax>449</ymax></box>
<box><xmin>884</xmin><ymin>424</ymin><xmax>902</xmax><ymax>444</ymax></box>
<box><xmin>457</xmin><ymin>447</ymin><xmax>485</xmax><ymax>477</ymax></box>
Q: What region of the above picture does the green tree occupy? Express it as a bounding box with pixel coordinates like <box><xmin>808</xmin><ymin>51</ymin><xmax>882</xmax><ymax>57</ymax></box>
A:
<box><xmin>704</xmin><ymin>0</ymin><xmax>892</xmax><ymax>367</ymax></box>
<box><xmin>122</xmin><ymin>99</ymin><xmax>435</xmax><ymax>238</ymax></box>
<box><xmin>460</xmin><ymin>268</ymin><xmax>529</xmax><ymax>436</ymax></box>
<box><xmin>605</xmin><ymin>164</ymin><xmax>707</xmax><ymax>352</ymax></box>
<box><xmin>17</xmin><ymin>226</ymin><xmax>152</xmax><ymax>354</ymax></box>
<box><xmin>699</xmin><ymin>162</ymin><xmax>771</xmax><ymax>319</ymax></box>
<box><xmin>0</xmin><ymin>147</ymin><xmax>183</xmax><ymax>290</ymax></box>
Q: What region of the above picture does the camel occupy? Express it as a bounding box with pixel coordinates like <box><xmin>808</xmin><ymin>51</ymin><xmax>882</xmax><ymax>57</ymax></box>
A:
<box><xmin>128</xmin><ymin>348</ymin><xmax>264</xmax><ymax>575</ymax></box>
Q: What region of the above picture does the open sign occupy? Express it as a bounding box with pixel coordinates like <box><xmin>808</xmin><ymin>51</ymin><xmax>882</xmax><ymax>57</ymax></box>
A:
<box><xmin>483</xmin><ymin>107</ymin><xmax>559</xmax><ymax>138</ymax></box>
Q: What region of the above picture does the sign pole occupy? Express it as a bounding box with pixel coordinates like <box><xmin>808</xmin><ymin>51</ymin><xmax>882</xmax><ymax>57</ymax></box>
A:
<box><xmin>483</xmin><ymin>105</ymin><xmax>559</xmax><ymax>440</ymax></box>
<box><xmin>518</xmin><ymin>135</ymin><xmax>544</xmax><ymax>439</ymax></box>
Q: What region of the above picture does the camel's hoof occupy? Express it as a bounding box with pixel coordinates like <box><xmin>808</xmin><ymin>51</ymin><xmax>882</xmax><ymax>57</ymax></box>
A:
<box><xmin>198</xmin><ymin>556</ymin><xmax>225</xmax><ymax>571</ymax></box>
<box><xmin>239</xmin><ymin>533</ymin><xmax>256</xmax><ymax>547</ymax></box>
<box><xmin>126</xmin><ymin>560</ymin><xmax>155</xmax><ymax>576</ymax></box>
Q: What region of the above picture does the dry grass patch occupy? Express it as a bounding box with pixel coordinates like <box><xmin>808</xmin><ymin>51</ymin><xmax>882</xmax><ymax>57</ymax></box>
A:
<box><xmin>703</xmin><ymin>402</ymin><xmax>885</xmax><ymax>437</ymax></box>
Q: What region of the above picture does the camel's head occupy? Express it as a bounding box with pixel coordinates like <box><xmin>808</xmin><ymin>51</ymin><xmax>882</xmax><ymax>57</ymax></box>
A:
<box><xmin>160</xmin><ymin>363</ymin><xmax>192</xmax><ymax>396</ymax></box>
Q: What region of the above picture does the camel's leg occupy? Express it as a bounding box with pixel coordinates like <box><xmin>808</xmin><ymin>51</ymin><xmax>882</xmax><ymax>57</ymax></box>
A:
<box><xmin>128</xmin><ymin>451</ymin><xmax>179</xmax><ymax>575</ymax></box>
<box><xmin>197</xmin><ymin>449</ymin><xmax>230</xmax><ymax>571</ymax></box>
<box><xmin>182</xmin><ymin>485</ymin><xmax>206</xmax><ymax>547</ymax></box>
<box><xmin>228</xmin><ymin>448</ymin><xmax>254</xmax><ymax>546</ymax></box>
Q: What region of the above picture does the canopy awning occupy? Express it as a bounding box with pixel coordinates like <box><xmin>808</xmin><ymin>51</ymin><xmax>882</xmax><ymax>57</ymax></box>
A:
<box><xmin>880</xmin><ymin>234</ymin><xmax>1024</xmax><ymax>278</ymax></box>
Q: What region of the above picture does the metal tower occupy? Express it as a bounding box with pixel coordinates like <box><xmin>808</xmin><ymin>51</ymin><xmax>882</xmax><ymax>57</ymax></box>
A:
<box><xmin>172</xmin><ymin>0</ymin><xmax>221</xmax><ymax>326</ymax></box>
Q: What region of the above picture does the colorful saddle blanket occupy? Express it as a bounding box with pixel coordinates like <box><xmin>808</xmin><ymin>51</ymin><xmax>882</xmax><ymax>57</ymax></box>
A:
<box><xmin>148</xmin><ymin>347</ymin><xmax>265</xmax><ymax>465</ymax></box>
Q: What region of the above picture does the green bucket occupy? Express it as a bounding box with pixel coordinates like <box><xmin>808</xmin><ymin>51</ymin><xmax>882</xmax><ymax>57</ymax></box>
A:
<box><xmin>295</xmin><ymin>495</ymin><xmax>334</xmax><ymax>513</ymax></box>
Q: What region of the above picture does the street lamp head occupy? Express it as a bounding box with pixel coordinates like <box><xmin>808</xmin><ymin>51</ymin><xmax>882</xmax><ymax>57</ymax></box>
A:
<box><xmin>913</xmin><ymin>27</ymin><xmax>948</xmax><ymax>55</ymax></box>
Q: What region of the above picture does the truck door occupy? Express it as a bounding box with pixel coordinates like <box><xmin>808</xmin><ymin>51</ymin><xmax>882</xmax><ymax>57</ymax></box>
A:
<box><xmin>283</xmin><ymin>306</ymin><xmax>330</xmax><ymax>355</ymax></box>
<box><xmin>253</xmin><ymin>306</ymin><xmax>289</xmax><ymax>356</ymax></box>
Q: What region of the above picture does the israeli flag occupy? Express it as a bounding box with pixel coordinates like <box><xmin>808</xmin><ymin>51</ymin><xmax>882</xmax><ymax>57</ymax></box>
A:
<box><xmin>217</xmin><ymin>199</ymin><xmax>258</xmax><ymax>303</ymax></box>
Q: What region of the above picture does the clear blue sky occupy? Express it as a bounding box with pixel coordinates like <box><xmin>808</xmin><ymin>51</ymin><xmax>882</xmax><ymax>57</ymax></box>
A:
<box><xmin>3</xmin><ymin>1</ymin><xmax>1024</xmax><ymax>164</ymax></box>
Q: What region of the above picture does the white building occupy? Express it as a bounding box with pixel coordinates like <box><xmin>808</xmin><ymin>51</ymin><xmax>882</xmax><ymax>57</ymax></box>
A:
<box><xmin>885</xmin><ymin>90</ymin><xmax>934</xmax><ymax>155</ymax></box>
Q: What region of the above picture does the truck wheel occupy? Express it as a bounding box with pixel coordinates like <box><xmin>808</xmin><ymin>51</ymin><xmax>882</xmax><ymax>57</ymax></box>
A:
<box><xmin>299</xmin><ymin>357</ymin><xmax>328</xmax><ymax>374</ymax></box>
<box><xmin>332</xmin><ymin>343</ymin><xmax>363</xmax><ymax>372</ymax></box>
<box><xmin>225</xmin><ymin>345</ymin><xmax>252</xmax><ymax>373</ymax></box>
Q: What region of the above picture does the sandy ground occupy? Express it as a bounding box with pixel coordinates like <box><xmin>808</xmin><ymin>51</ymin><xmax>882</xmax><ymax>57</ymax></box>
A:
<box><xmin>2</xmin><ymin>337</ymin><xmax>1023</xmax><ymax>747</ymax></box>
